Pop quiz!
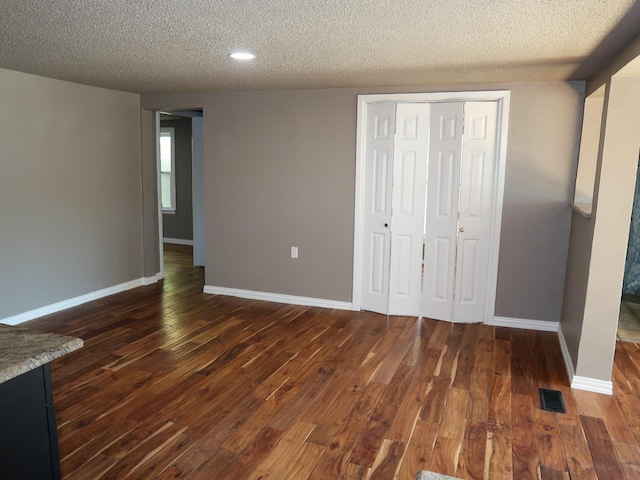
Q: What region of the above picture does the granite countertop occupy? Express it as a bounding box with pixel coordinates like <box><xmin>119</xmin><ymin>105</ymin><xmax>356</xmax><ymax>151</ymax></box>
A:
<box><xmin>0</xmin><ymin>324</ymin><xmax>83</xmax><ymax>384</ymax></box>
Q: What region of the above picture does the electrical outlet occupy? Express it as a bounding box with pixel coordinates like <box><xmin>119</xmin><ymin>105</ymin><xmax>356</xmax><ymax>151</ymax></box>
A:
<box><xmin>291</xmin><ymin>246</ymin><xmax>298</xmax><ymax>259</ymax></box>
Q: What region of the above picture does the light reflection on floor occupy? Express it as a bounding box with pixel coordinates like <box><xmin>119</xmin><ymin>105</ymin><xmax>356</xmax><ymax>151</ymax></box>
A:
<box><xmin>160</xmin><ymin>243</ymin><xmax>204</xmax><ymax>348</ymax></box>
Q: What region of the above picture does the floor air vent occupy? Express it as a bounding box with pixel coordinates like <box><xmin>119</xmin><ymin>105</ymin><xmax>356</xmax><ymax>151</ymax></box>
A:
<box><xmin>539</xmin><ymin>388</ymin><xmax>566</xmax><ymax>413</ymax></box>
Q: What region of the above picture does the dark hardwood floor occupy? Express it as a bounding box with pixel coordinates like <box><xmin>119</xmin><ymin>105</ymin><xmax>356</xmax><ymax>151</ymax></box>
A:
<box><xmin>24</xmin><ymin>244</ymin><xmax>640</xmax><ymax>479</ymax></box>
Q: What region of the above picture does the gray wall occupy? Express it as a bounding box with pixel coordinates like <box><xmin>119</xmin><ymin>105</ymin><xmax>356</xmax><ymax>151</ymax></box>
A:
<box><xmin>0</xmin><ymin>68</ymin><xmax>143</xmax><ymax>319</ymax></box>
<box><xmin>161</xmin><ymin>117</ymin><xmax>193</xmax><ymax>241</ymax></box>
<box><xmin>142</xmin><ymin>80</ymin><xmax>584</xmax><ymax>323</ymax></box>
<box><xmin>494</xmin><ymin>82</ymin><xmax>584</xmax><ymax>321</ymax></box>
<box><xmin>561</xmin><ymin>212</ymin><xmax>593</xmax><ymax>366</ymax></box>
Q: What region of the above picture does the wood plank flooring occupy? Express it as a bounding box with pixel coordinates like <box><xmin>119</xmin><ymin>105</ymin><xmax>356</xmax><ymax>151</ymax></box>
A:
<box><xmin>23</xmin><ymin>244</ymin><xmax>640</xmax><ymax>479</ymax></box>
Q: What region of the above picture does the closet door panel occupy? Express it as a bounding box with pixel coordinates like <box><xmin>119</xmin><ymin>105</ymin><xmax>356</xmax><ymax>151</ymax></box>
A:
<box><xmin>454</xmin><ymin>101</ymin><xmax>499</xmax><ymax>323</ymax></box>
<box><xmin>388</xmin><ymin>103</ymin><xmax>430</xmax><ymax>315</ymax></box>
<box><xmin>361</xmin><ymin>103</ymin><xmax>396</xmax><ymax>314</ymax></box>
<box><xmin>422</xmin><ymin>102</ymin><xmax>464</xmax><ymax>322</ymax></box>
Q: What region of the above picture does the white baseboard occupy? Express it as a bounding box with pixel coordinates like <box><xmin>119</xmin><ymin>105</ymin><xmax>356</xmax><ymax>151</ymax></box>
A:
<box><xmin>143</xmin><ymin>273</ymin><xmax>162</xmax><ymax>285</ymax></box>
<box><xmin>163</xmin><ymin>237</ymin><xmax>194</xmax><ymax>246</ymax></box>
<box><xmin>0</xmin><ymin>278</ymin><xmax>146</xmax><ymax>326</ymax></box>
<box><xmin>557</xmin><ymin>325</ymin><xmax>576</xmax><ymax>382</ymax></box>
<box><xmin>203</xmin><ymin>285</ymin><xmax>355</xmax><ymax>311</ymax></box>
<box><xmin>488</xmin><ymin>316</ymin><xmax>559</xmax><ymax>332</ymax></box>
<box><xmin>571</xmin><ymin>376</ymin><xmax>613</xmax><ymax>395</ymax></box>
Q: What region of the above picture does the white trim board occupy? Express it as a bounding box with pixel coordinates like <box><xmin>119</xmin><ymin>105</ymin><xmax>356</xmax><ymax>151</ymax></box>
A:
<box><xmin>143</xmin><ymin>273</ymin><xmax>162</xmax><ymax>285</ymax></box>
<box><xmin>571</xmin><ymin>376</ymin><xmax>613</xmax><ymax>396</ymax></box>
<box><xmin>203</xmin><ymin>286</ymin><xmax>355</xmax><ymax>311</ymax></box>
<box><xmin>0</xmin><ymin>278</ymin><xmax>147</xmax><ymax>326</ymax></box>
<box><xmin>191</xmin><ymin>116</ymin><xmax>205</xmax><ymax>267</ymax></box>
<box><xmin>557</xmin><ymin>325</ymin><xmax>576</xmax><ymax>382</ymax></box>
<box><xmin>163</xmin><ymin>237</ymin><xmax>194</xmax><ymax>246</ymax></box>
<box><xmin>155</xmin><ymin>112</ymin><xmax>165</xmax><ymax>279</ymax></box>
<box><xmin>488</xmin><ymin>316</ymin><xmax>559</xmax><ymax>332</ymax></box>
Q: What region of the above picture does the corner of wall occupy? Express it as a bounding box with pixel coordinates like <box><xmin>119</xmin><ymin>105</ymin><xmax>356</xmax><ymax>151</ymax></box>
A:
<box><xmin>558</xmin><ymin>323</ymin><xmax>614</xmax><ymax>395</ymax></box>
<box><xmin>557</xmin><ymin>324</ymin><xmax>575</xmax><ymax>383</ymax></box>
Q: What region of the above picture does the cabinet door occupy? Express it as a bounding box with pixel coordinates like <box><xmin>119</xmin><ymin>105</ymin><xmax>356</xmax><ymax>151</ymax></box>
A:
<box><xmin>0</xmin><ymin>365</ymin><xmax>60</xmax><ymax>480</ymax></box>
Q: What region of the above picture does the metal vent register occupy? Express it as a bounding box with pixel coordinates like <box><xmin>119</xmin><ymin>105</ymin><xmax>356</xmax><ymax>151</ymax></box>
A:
<box><xmin>539</xmin><ymin>388</ymin><xmax>566</xmax><ymax>413</ymax></box>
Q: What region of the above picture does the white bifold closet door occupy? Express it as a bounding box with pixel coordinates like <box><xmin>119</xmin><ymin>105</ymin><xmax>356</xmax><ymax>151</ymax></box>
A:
<box><xmin>361</xmin><ymin>101</ymin><xmax>499</xmax><ymax>323</ymax></box>
<box><xmin>422</xmin><ymin>101</ymin><xmax>499</xmax><ymax>323</ymax></box>
<box><xmin>361</xmin><ymin>103</ymin><xmax>429</xmax><ymax>316</ymax></box>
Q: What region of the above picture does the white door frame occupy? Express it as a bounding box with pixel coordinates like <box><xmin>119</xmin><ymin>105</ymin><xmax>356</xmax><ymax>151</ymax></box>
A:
<box><xmin>352</xmin><ymin>91</ymin><xmax>511</xmax><ymax>323</ymax></box>
<box><xmin>191</xmin><ymin>117</ymin><xmax>205</xmax><ymax>267</ymax></box>
<box><xmin>156</xmin><ymin>110</ymin><xmax>206</xmax><ymax>270</ymax></box>
<box><xmin>155</xmin><ymin>111</ymin><xmax>165</xmax><ymax>279</ymax></box>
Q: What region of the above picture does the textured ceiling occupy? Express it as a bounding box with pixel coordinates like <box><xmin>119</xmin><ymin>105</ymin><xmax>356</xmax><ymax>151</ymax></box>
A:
<box><xmin>1</xmin><ymin>0</ymin><xmax>640</xmax><ymax>94</ymax></box>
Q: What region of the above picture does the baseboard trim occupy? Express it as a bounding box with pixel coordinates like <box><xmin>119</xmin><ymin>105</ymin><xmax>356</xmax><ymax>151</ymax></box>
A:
<box><xmin>203</xmin><ymin>285</ymin><xmax>355</xmax><ymax>311</ymax></box>
<box><xmin>488</xmin><ymin>316</ymin><xmax>559</xmax><ymax>332</ymax></box>
<box><xmin>143</xmin><ymin>273</ymin><xmax>162</xmax><ymax>285</ymax></box>
<box><xmin>571</xmin><ymin>375</ymin><xmax>613</xmax><ymax>395</ymax></box>
<box><xmin>163</xmin><ymin>238</ymin><xmax>194</xmax><ymax>246</ymax></box>
<box><xmin>0</xmin><ymin>278</ymin><xmax>146</xmax><ymax>326</ymax></box>
<box><xmin>557</xmin><ymin>325</ymin><xmax>576</xmax><ymax>382</ymax></box>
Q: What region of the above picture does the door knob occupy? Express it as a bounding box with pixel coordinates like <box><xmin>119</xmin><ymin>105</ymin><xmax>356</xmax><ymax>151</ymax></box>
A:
<box><xmin>459</xmin><ymin>227</ymin><xmax>465</xmax><ymax>232</ymax></box>
<box><xmin>384</xmin><ymin>223</ymin><xmax>389</xmax><ymax>228</ymax></box>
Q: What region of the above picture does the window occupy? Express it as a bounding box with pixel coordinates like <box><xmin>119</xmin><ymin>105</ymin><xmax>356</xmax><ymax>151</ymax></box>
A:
<box><xmin>159</xmin><ymin>127</ymin><xmax>176</xmax><ymax>212</ymax></box>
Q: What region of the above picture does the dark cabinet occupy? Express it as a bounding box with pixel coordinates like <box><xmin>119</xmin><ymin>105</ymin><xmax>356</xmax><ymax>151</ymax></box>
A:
<box><xmin>0</xmin><ymin>364</ymin><xmax>61</xmax><ymax>480</ymax></box>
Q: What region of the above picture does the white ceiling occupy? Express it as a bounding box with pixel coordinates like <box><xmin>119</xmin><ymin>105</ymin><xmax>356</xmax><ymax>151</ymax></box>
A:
<box><xmin>1</xmin><ymin>0</ymin><xmax>640</xmax><ymax>94</ymax></box>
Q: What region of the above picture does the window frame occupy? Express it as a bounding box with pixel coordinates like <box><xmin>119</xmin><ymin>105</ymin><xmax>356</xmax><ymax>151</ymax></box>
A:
<box><xmin>159</xmin><ymin>126</ymin><xmax>176</xmax><ymax>213</ymax></box>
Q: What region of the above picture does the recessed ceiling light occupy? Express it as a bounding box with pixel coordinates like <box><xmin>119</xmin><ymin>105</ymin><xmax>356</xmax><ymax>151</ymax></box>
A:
<box><xmin>229</xmin><ymin>51</ymin><xmax>255</xmax><ymax>60</ymax></box>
